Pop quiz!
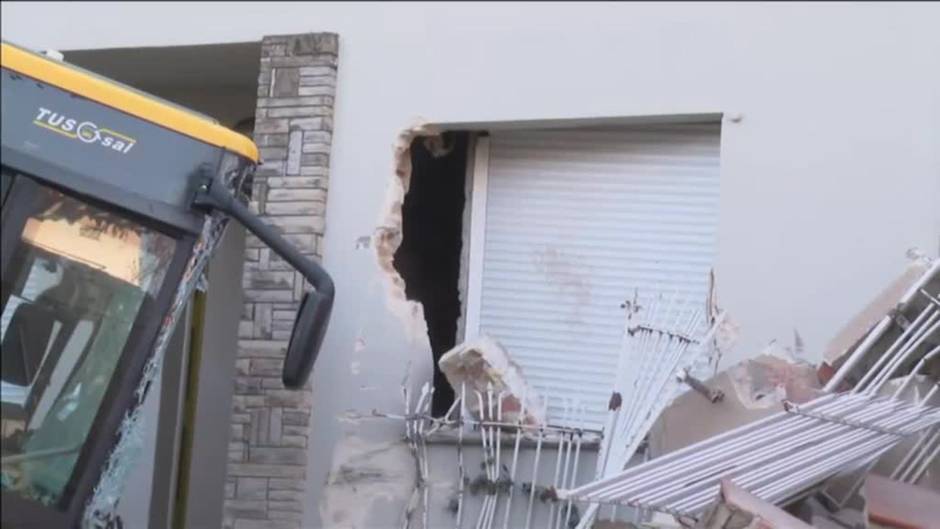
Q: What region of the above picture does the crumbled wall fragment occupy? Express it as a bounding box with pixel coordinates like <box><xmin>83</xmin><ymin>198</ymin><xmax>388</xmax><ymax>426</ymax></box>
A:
<box><xmin>699</xmin><ymin>479</ymin><xmax>815</xmax><ymax>529</ymax></box>
<box><xmin>438</xmin><ymin>335</ymin><xmax>545</xmax><ymax>426</ymax></box>
<box><xmin>648</xmin><ymin>350</ymin><xmax>822</xmax><ymax>457</ymax></box>
<box><xmin>727</xmin><ymin>349</ymin><xmax>823</xmax><ymax>409</ymax></box>
<box><xmin>706</xmin><ymin>269</ymin><xmax>740</xmax><ymax>374</ymax></box>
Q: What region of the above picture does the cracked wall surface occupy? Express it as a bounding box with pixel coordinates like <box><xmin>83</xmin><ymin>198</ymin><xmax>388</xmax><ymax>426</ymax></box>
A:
<box><xmin>319</xmin><ymin>436</ymin><xmax>416</xmax><ymax>529</ymax></box>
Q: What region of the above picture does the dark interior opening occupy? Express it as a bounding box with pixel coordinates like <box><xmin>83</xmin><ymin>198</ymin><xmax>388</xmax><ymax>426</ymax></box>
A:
<box><xmin>393</xmin><ymin>131</ymin><xmax>469</xmax><ymax>417</ymax></box>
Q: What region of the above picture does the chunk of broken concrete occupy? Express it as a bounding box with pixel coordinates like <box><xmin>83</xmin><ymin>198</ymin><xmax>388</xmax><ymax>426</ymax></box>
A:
<box><xmin>727</xmin><ymin>348</ymin><xmax>823</xmax><ymax>409</ymax></box>
<box><xmin>699</xmin><ymin>479</ymin><xmax>815</xmax><ymax>529</ymax></box>
<box><xmin>438</xmin><ymin>335</ymin><xmax>545</xmax><ymax>426</ymax></box>
<box><xmin>648</xmin><ymin>347</ymin><xmax>823</xmax><ymax>457</ymax></box>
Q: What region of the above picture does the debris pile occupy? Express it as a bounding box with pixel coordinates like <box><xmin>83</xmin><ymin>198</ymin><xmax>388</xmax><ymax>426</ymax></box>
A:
<box><xmin>371</xmin><ymin>255</ymin><xmax>938</xmax><ymax>529</ymax></box>
<box><xmin>561</xmin><ymin>256</ymin><xmax>939</xmax><ymax>528</ymax></box>
<box><xmin>648</xmin><ymin>350</ymin><xmax>824</xmax><ymax>458</ymax></box>
<box><xmin>579</xmin><ymin>293</ymin><xmax>727</xmax><ymax>528</ymax></box>
<box><xmin>558</xmin><ymin>392</ymin><xmax>939</xmax><ymax>519</ymax></box>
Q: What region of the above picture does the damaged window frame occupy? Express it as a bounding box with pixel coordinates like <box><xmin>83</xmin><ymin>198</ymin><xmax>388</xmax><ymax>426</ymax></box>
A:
<box><xmin>391</xmin><ymin>120</ymin><xmax>724</xmax><ymax>429</ymax></box>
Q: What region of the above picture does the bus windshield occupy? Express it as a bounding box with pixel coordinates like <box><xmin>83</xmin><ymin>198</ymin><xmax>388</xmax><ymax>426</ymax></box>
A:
<box><xmin>1</xmin><ymin>180</ymin><xmax>176</xmax><ymax>507</ymax></box>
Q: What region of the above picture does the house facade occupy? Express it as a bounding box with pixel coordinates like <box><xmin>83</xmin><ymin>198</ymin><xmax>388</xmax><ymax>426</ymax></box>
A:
<box><xmin>2</xmin><ymin>3</ymin><xmax>938</xmax><ymax>529</ymax></box>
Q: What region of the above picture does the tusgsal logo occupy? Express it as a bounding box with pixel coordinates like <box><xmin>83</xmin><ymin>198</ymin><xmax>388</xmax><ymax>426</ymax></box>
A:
<box><xmin>33</xmin><ymin>107</ymin><xmax>137</xmax><ymax>154</ymax></box>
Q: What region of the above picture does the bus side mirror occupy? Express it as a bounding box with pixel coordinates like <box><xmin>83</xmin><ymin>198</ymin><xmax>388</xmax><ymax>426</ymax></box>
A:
<box><xmin>193</xmin><ymin>171</ymin><xmax>335</xmax><ymax>389</ymax></box>
<box><xmin>282</xmin><ymin>289</ymin><xmax>333</xmax><ymax>389</ymax></box>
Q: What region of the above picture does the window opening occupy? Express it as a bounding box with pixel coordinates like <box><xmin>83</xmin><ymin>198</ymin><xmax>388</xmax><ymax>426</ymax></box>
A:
<box><xmin>392</xmin><ymin>131</ymin><xmax>470</xmax><ymax>417</ymax></box>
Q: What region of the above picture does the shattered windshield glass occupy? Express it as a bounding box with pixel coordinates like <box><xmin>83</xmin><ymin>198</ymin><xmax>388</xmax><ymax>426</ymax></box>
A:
<box><xmin>1</xmin><ymin>183</ymin><xmax>175</xmax><ymax>507</ymax></box>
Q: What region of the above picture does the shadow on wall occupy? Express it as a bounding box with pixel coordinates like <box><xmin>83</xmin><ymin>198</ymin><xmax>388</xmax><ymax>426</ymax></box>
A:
<box><xmin>64</xmin><ymin>41</ymin><xmax>261</xmax><ymax>128</ymax></box>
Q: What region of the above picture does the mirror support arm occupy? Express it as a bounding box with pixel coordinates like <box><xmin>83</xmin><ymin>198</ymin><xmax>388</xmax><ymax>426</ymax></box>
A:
<box><xmin>192</xmin><ymin>175</ymin><xmax>334</xmax><ymax>299</ymax></box>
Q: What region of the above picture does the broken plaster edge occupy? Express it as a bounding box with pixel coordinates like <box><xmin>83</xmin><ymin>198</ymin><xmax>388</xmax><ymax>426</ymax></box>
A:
<box><xmin>372</xmin><ymin>119</ymin><xmax>444</xmax><ymax>345</ymax></box>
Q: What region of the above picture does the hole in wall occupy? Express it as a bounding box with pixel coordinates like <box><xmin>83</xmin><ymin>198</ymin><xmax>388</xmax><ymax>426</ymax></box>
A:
<box><xmin>392</xmin><ymin>131</ymin><xmax>469</xmax><ymax>416</ymax></box>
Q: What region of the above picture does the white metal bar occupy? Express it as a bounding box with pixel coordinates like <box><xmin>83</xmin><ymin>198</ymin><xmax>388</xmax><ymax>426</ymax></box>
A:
<box><xmin>569</xmin><ymin>397</ymin><xmax>938</xmax><ymax>516</ymax></box>
<box><xmin>563</xmin><ymin>430</ymin><xmax>584</xmax><ymax>529</ymax></box>
<box><xmin>554</xmin><ymin>429</ymin><xmax>575</xmax><ymax>529</ymax></box>
<box><xmin>854</xmin><ymin>304</ymin><xmax>936</xmax><ymax>392</ymax></box>
<box><xmin>566</xmin><ymin>394</ymin><xmax>843</xmax><ymax>499</ymax></box>
<box><xmin>893</xmin><ymin>346</ymin><xmax>940</xmax><ymax>398</ymax></box>
<box><xmin>866</xmin><ymin>316</ymin><xmax>940</xmax><ymax>394</ymax></box>
<box><xmin>420</xmin><ymin>386</ymin><xmax>433</xmax><ymax>529</ymax></box>
<box><xmin>547</xmin><ymin>401</ymin><xmax>571</xmax><ymax>529</ymax></box>
<box><xmin>825</xmin><ymin>260</ymin><xmax>940</xmax><ymax>391</ymax></box>
<box><xmin>567</xmin><ymin>394</ymin><xmax>933</xmax><ymax>503</ymax></box>
<box><xmin>641</xmin><ymin>398</ymin><xmax>928</xmax><ymax>510</ymax></box>
<box><xmin>456</xmin><ymin>384</ymin><xmax>466</xmax><ymax>529</ymax></box>
<box><xmin>523</xmin><ymin>426</ymin><xmax>544</xmax><ymax>529</ymax></box>
<box><xmin>487</xmin><ymin>390</ymin><xmax>505</xmax><ymax>529</ymax></box>
<box><xmin>908</xmin><ymin>435</ymin><xmax>940</xmax><ymax>484</ymax></box>
<box><xmin>474</xmin><ymin>391</ymin><xmax>488</xmax><ymax>529</ymax></box>
<box><xmin>898</xmin><ymin>429</ymin><xmax>939</xmax><ymax>483</ymax></box>
<box><xmin>697</xmin><ymin>407</ymin><xmax>932</xmax><ymax>508</ymax></box>
<box><xmin>646</xmin><ymin>418</ymin><xmax>902</xmax><ymax>510</ymax></box>
<box><xmin>890</xmin><ymin>428</ymin><xmax>934</xmax><ymax>480</ymax></box>
<box><xmin>500</xmin><ymin>390</ymin><xmax>526</xmax><ymax>529</ymax></box>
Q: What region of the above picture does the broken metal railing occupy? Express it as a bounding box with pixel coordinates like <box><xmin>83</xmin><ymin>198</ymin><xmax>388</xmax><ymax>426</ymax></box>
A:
<box><xmin>890</xmin><ymin>424</ymin><xmax>939</xmax><ymax>484</ymax></box>
<box><xmin>820</xmin><ymin>274</ymin><xmax>940</xmax><ymax>508</ymax></box>
<box><xmin>555</xmin><ymin>261</ymin><xmax>939</xmax><ymax>524</ymax></box>
<box><xmin>578</xmin><ymin>290</ymin><xmax>725</xmax><ymax>528</ymax></box>
<box><xmin>888</xmin><ymin>346</ymin><xmax>939</xmax><ymax>487</ymax></box>
<box><xmin>824</xmin><ymin>258</ymin><xmax>940</xmax><ymax>392</ymax></box>
<box><xmin>377</xmin><ymin>382</ymin><xmax>602</xmax><ymax>529</ymax></box>
<box><xmin>855</xmin><ymin>291</ymin><xmax>939</xmax><ymax>396</ymax></box>
<box><xmin>372</xmin><ymin>269</ymin><xmax>938</xmax><ymax>528</ymax></box>
<box><xmin>374</xmin><ymin>289</ymin><xmax>725</xmax><ymax>529</ymax></box>
<box><xmin>556</xmin><ymin>392</ymin><xmax>940</xmax><ymax>521</ymax></box>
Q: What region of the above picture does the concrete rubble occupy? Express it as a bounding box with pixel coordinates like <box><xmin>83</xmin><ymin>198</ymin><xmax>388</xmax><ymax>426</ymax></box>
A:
<box><xmin>649</xmin><ymin>349</ymin><xmax>824</xmax><ymax>457</ymax></box>
<box><xmin>558</xmin><ymin>256</ymin><xmax>938</xmax><ymax>528</ymax></box>
<box><xmin>438</xmin><ymin>334</ymin><xmax>546</xmax><ymax>426</ymax></box>
<box><xmin>699</xmin><ymin>479</ymin><xmax>815</xmax><ymax>529</ymax></box>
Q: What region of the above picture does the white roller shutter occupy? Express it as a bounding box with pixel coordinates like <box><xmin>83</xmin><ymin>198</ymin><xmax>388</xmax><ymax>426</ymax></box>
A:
<box><xmin>465</xmin><ymin>123</ymin><xmax>721</xmax><ymax>429</ymax></box>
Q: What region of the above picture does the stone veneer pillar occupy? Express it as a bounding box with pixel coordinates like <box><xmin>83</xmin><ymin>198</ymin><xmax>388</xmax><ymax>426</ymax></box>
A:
<box><xmin>223</xmin><ymin>32</ymin><xmax>338</xmax><ymax>529</ymax></box>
